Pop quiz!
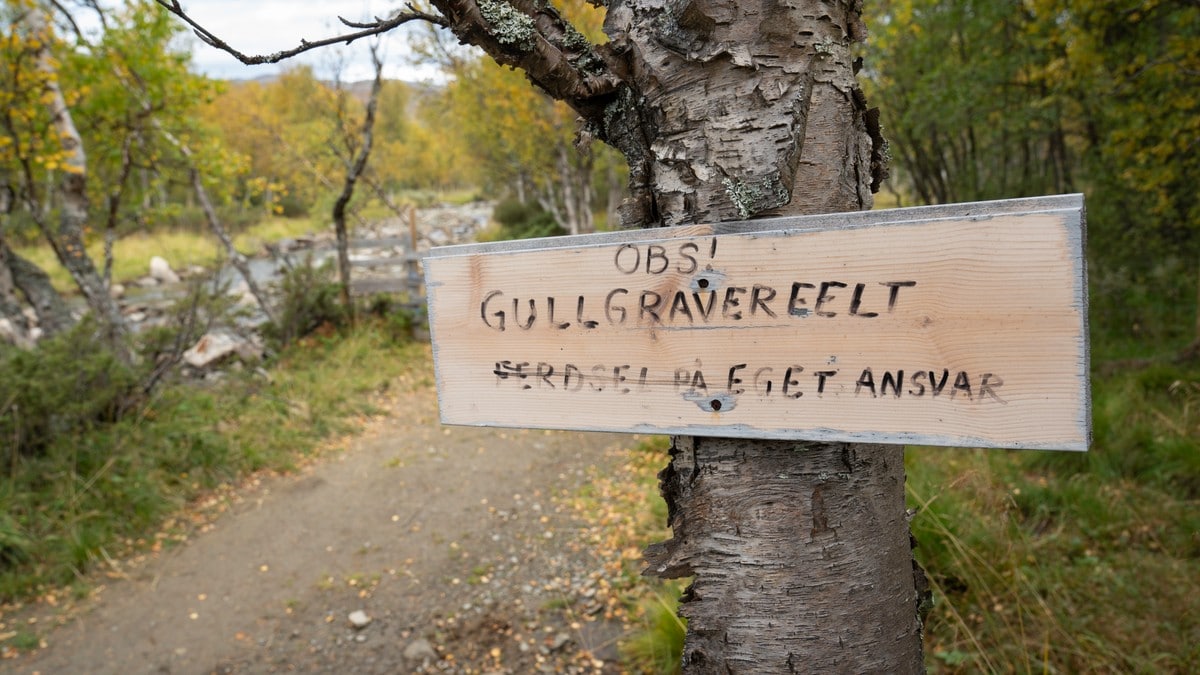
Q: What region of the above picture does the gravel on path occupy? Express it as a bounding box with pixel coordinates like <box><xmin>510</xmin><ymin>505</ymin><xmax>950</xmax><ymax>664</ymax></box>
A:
<box><xmin>4</xmin><ymin>356</ymin><xmax>642</xmax><ymax>675</ymax></box>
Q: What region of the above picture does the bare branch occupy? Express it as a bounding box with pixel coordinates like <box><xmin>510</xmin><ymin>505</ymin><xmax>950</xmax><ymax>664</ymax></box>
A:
<box><xmin>430</xmin><ymin>0</ymin><xmax>623</xmax><ymax>118</ymax></box>
<box><xmin>158</xmin><ymin>125</ymin><xmax>278</xmax><ymax>325</ymax></box>
<box><xmin>102</xmin><ymin>132</ymin><xmax>136</xmax><ymax>285</ymax></box>
<box><xmin>46</xmin><ymin>0</ymin><xmax>88</xmax><ymax>45</ymax></box>
<box><xmin>330</xmin><ymin>42</ymin><xmax>386</xmax><ymax>312</ymax></box>
<box><xmin>153</xmin><ymin>1</ymin><xmax>448</xmax><ymax>65</ymax></box>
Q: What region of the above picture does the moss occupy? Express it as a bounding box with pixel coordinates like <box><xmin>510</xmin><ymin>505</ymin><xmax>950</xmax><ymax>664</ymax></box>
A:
<box><xmin>477</xmin><ymin>0</ymin><xmax>536</xmax><ymax>52</ymax></box>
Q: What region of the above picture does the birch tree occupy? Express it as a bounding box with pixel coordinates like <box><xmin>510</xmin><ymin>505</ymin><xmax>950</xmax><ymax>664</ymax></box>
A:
<box><xmin>2</xmin><ymin>2</ymin><xmax>130</xmax><ymax>356</ymax></box>
<box><xmin>158</xmin><ymin>0</ymin><xmax>924</xmax><ymax>670</ymax></box>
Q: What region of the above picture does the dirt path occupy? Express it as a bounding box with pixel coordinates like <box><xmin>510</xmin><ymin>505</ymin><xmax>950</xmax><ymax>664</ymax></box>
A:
<box><xmin>3</xmin><ymin>358</ymin><xmax>639</xmax><ymax>674</ymax></box>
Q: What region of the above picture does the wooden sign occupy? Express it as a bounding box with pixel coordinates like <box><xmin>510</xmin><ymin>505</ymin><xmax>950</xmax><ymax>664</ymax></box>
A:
<box><xmin>425</xmin><ymin>195</ymin><xmax>1090</xmax><ymax>451</ymax></box>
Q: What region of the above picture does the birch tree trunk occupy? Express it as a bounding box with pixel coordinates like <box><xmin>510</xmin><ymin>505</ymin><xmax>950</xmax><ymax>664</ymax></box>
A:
<box><xmin>25</xmin><ymin>7</ymin><xmax>130</xmax><ymax>360</ymax></box>
<box><xmin>602</xmin><ymin>1</ymin><xmax>924</xmax><ymax>670</ymax></box>
<box><xmin>3</xmin><ymin>244</ymin><xmax>73</xmax><ymax>339</ymax></box>
<box><xmin>0</xmin><ymin>241</ymin><xmax>33</xmax><ymax>347</ymax></box>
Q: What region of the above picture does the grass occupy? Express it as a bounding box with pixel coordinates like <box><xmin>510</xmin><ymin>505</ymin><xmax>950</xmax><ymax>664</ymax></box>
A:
<box><xmin>621</xmin><ymin>591</ymin><xmax>685</xmax><ymax>675</ymax></box>
<box><xmin>908</xmin><ymin>438</ymin><xmax>1199</xmax><ymax>671</ymax></box>
<box><xmin>14</xmin><ymin>215</ymin><xmax>323</xmax><ymax>293</ymax></box>
<box><xmin>0</xmin><ymin>324</ymin><xmax>424</xmax><ymax>604</ymax></box>
<box><xmin>604</xmin><ymin>361</ymin><xmax>1200</xmax><ymax>672</ymax></box>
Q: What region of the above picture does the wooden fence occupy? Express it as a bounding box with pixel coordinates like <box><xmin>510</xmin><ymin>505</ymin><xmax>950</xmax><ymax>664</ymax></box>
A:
<box><xmin>347</xmin><ymin>207</ymin><xmax>426</xmax><ymax>324</ymax></box>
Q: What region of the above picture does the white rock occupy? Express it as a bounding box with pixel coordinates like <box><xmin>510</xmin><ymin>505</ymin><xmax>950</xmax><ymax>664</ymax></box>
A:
<box><xmin>149</xmin><ymin>256</ymin><xmax>180</xmax><ymax>284</ymax></box>
<box><xmin>0</xmin><ymin>318</ymin><xmax>14</xmax><ymax>343</ymax></box>
<box><xmin>348</xmin><ymin>610</ymin><xmax>372</xmax><ymax>629</ymax></box>
<box><xmin>182</xmin><ymin>331</ymin><xmax>242</xmax><ymax>369</ymax></box>
<box><xmin>109</xmin><ymin>283</ymin><xmax>126</xmax><ymax>299</ymax></box>
<box><xmin>236</xmin><ymin>291</ymin><xmax>259</xmax><ymax>308</ymax></box>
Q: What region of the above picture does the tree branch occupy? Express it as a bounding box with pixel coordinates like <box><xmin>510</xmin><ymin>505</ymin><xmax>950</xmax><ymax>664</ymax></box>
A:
<box><xmin>428</xmin><ymin>0</ymin><xmax>622</xmax><ymax>119</ymax></box>
<box><xmin>152</xmin><ymin>1</ymin><xmax>448</xmax><ymax>65</ymax></box>
<box><xmin>330</xmin><ymin>43</ymin><xmax>385</xmax><ymax>313</ymax></box>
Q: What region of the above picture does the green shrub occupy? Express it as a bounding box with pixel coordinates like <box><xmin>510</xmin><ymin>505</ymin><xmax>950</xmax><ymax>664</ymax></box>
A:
<box><xmin>0</xmin><ymin>321</ymin><xmax>141</xmax><ymax>459</ymax></box>
<box><xmin>359</xmin><ymin>293</ymin><xmax>421</xmax><ymax>343</ymax></box>
<box><xmin>0</xmin><ymin>509</ymin><xmax>32</xmax><ymax>569</ymax></box>
<box><xmin>491</xmin><ymin>199</ymin><xmax>565</xmax><ymax>240</ymax></box>
<box><xmin>276</xmin><ymin>193</ymin><xmax>310</xmax><ymax>219</ymax></box>
<box><xmin>262</xmin><ymin>257</ymin><xmax>350</xmax><ymax>349</ymax></box>
<box><xmin>1088</xmin><ymin>256</ymin><xmax>1197</xmax><ymax>360</ymax></box>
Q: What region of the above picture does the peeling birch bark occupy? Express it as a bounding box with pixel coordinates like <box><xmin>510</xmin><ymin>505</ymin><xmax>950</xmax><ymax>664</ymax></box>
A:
<box><xmin>0</xmin><ymin>242</ymin><xmax>34</xmax><ymax>346</ymax></box>
<box><xmin>5</xmin><ymin>244</ymin><xmax>73</xmax><ymax>339</ymax></box>
<box><xmin>606</xmin><ymin>1</ymin><xmax>923</xmax><ymax>671</ymax></box>
<box><xmin>599</xmin><ymin>0</ymin><xmax>885</xmax><ymax>229</ymax></box>
<box><xmin>646</xmin><ymin>437</ymin><xmax>922</xmax><ymax>672</ymax></box>
<box><xmin>25</xmin><ymin>7</ymin><xmax>130</xmax><ymax>359</ymax></box>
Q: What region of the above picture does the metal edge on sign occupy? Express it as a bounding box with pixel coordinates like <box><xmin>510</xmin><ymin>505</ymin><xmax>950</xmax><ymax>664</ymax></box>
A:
<box><xmin>1073</xmin><ymin>203</ymin><xmax>1093</xmax><ymax>450</ymax></box>
<box><xmin>421</xmin><ymin>257</ymin><xmax>450</xmax><ymax>424</ymax></box>
<box><xmin>425</xmin><ymin>194</ymin><xmax>1085</xmax><ymax>259</ymax></box>
<box><xmin>438</xmin><ymin>418</ymin><xmax>1089</xmax><ymax>452</ymax></box>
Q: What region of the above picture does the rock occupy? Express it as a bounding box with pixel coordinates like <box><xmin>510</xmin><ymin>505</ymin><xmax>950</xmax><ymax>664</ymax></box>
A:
<box><xmin>403</xmin><ymin>638</ymin><xmax>437</xmax><ymax>663</ymax></box>
<box><xmin>125</xmin><ymin>311</ymin><xmax>147</xmax><ymax>323</ymax></box>
<box><xmin>183</xmin><ymin>331</ymin><xmax>259</xmax><ymax>369</ymax></box>
<box><xmin>108</xmin><ymin>283</ymin><xmax>125</xmax><ymax>299</ymax></box>
<box><xmin>550</xmin><ymin>633</ymin><xmax>571</xmax><ymax>652</ymax></box>
<box><xmin>347</xmin><ymin>610</ymin><xmax>372</xmax><ymax>629</ymax></box>
<box><xmin>236</xmin><ymin>292</ymin><xmax>259</xmax><ymax>308</ymax></box>
<box><xmin>149</xmin><ymin>256</ymin><xmax>180</xmax><ymax>284</ymax></box>
<box><xmin>135</xmin><ymin>276</ymin><xmax>159</xmax><ymax>288</ymax></box>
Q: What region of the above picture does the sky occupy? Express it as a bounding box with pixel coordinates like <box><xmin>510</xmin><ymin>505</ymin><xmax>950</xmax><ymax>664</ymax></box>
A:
<box><xmin>163</xmin><ymin>0</ymin><xmax>448</xmax><ymax>82</ymax></box>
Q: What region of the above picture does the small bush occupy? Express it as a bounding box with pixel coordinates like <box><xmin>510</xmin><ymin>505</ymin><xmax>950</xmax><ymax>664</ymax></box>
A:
<box><xmin>0</xmin><ymin>320</ymin><xmax>141</xmax><ymax>459</ymax></box>
<box><xmin>262</xmin><ymin>257</ymin><xmax>350</xmax><ymax>349</ymax></box>
<box><xmin>360</xmin><ymin>294</ymin><xmax>421</xmax><ymax>344</ymax></box>
<box><xmin>0</xmin><ymin>509</ymin><xmax>32</xmax><ymax>569</ymax></box>
<box><xmin>491</xmin><ymin>199</ymin><xmax>565</xmax><ymax>240</ymax></box>
<box><xmin>276</xmin><ymin>193</ymin><xmax>310</xmax><ymax>219</ymax></box>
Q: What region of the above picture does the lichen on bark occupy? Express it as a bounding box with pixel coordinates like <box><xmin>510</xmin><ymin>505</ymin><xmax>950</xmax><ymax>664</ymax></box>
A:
<box><xmin>477</xmin><ymin>0</ymin><xmax>537</xmax><ymax>51</ymax></box>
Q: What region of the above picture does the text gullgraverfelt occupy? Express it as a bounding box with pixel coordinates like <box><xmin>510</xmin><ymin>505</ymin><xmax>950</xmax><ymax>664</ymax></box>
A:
<box><xmin>474</xmin><ymin>239</ymin><xmax>1004</xmax><ymax>407</ymax></box>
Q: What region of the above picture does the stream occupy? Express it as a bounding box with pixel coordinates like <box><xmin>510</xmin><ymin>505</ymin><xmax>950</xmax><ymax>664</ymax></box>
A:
<box><xmin>108</xmin><ymin>202</ymin><xmax>492</xmax><ymax>332</ymax></box>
